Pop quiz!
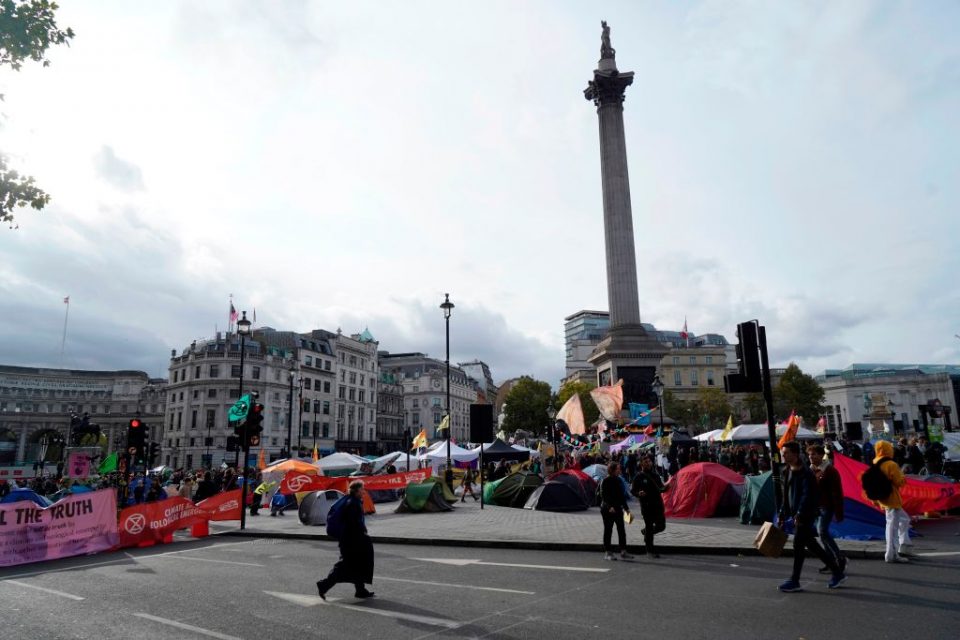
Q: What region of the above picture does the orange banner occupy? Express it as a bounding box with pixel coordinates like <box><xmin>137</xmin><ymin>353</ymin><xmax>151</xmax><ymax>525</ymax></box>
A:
<box><xmin>278</xmin><ymin>469</ymin><xmax>432</xmax><ymax>495</ymax></box>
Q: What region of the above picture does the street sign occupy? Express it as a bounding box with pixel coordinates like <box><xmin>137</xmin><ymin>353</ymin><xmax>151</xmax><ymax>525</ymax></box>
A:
<box><xmin>228</xmin><ymin>394</ymin><xmax>253</xmax><ymax>423</ymax></box>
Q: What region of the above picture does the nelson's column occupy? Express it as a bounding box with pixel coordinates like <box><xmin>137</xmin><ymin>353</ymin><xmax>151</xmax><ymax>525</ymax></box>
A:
<box><xmin>584</xmin><ymin>22</ymin><xmax>667</xmax><ymax>409</ymax></box>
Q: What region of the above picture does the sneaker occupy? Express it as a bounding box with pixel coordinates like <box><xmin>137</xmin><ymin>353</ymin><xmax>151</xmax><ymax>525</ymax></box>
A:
<box><xmin>887</xmin><ymin>556</ymin><xmax>910</xmax><ymax>564</ymax></box>
<box><xmin>778</xmin><ymin>579</ymin><xmax>803</xmax><ymax>593</ymax></box>
<box><xmin>620</xmin><ymin>551</ymin><xmax>634</xmax><ymax>560</ymax></box>
<box><xmin>817</xmin><ymin>565</ymin><xmax>832</xmax><ymax>574</ymax></box>
<box><xmin>828</xmin><ymin>573</ymin><xmax>847</xmax><ymax>589</ymax></box>
<box><xmin>604</xmin><ymin>552</ymin><xmax>617</xmax><ymax>561</ymax></box>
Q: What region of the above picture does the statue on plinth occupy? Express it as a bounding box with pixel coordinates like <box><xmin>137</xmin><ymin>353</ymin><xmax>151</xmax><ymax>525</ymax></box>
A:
<box><xmin>601</xmin><ymin>20</ymin><xmax>615</xmax><ymax>60</ymax></box>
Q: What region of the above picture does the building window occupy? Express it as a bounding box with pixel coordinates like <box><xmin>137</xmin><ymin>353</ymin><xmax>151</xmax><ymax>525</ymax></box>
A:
<box><xmin>690</xmin><ymin>370</ymin><xmax>699</xmax><ymax>386</ymax></box>
<box><xmin>324</xmin><ymin>381</ymin><xmax>331</xmax><ymax>393</ymax></box>
<box><xmin>412</xmin><ymin>399</ymin><xmax>419</xmax><ymax>408</ymax></box>
<box><xmin>350</xmin><ymin>356</ymin><xmax>357</xmax><ymax>366</ymax></box>
<box><xmin>195</xmin><ymin>366</ymin><xmax>201</xmax><ymax>378</ymax></box>
<box><xmin>358</xmin><ymin>390</ymin><xmax>365</xmax><ymax>403</ymax></box>
<box><xmin>305</xmin><ymin>356</ymin><xmax>313</xmax><ymax>366</ymax></box>
<box><xmin>432</xmin><ymin>397</ymin><xmax>441</xmax><ymax>407</ymax></box>
<box><xmin>433</xmin><ymin>412</ymin><xmax>442</xmax><ymax>424</ymax></box>
<box><xmin>229</xmin><ymin>389</ymin><xmax>240</xmax><ymax>399</ymax></box>
<box><xmin>412</xmin><ymin>413</ymin><xmax>420</xmax><ymax>425</ymax></box>
<box><xmin>705</xmin><ymin>356</ymin><xmax>713</xmax><ymax>365</ymax></box>
<box><xmin>706</xmin><ymin>370</ymin><xmax>715</xmax><ymax>386</ymax></box>
<box><xmin>348</xmin><ymin>388</ymin><xmax>355</xmax><ymax>401</ymax></box>
<box><xmin>349</xmin><ymin>372</ymin><xmax>357</xmax><ymax>384</ymax></box>
<box><xmin>672</xmin><ymin>357</ymin><xmax>679</xmax><ymax>365</ymax></box>
<box><xmin>304</xmin><ymin>378</ymin><xmax>312</xmax><ymax>390</ymax></box>
<box><xmin>303</xmin><ymin>400</ymin><xmax>310</xmax><ymax>412</ymax></box>
<box><xmin>325</xmin><ymin>360</ymin><xmax>331</xmax><ymax>371</ymax></box>
<box><xmin>674</xmin><ymin>370</ymin><xmax>682</xmax><ymax>386</ymax></box>
<box><xmin>323</xmin><ymin>401</ymin><xmax>330</xmax><ymax>415</ymax></box>
<box><xmin>193</xmin><ymin>390</ymin><xmax>200</xmax><ymax>399</ymax></box>
<box><xmin>206</xmin><ymin>389</ymin><xmax>216</xmax><ymax>398</ymax></box>
<box><xmin>209</xmin><ymin>365</ymin><xmax>219</xmax><ymax>378</ymax></box>
<box><xmin>689</xmin><ymin>356</ymin><xmax>696</xmax><ymax>364</ymax></box>
<box><xmin>231</xmin><ymin>365</ymin><xmax>241</xmax><ymax>378</ymax></box>
<box><xmin>191</xmin><ymin>411</ymin><xmax>197</xmax><ymax>429</ymax></box>
<box><xmin>252</xmin><ymin>367</ymin><xmax>260</xmax><ymax>380</ymax></box>
<box><xmin>302</xmin><ymin>422</ymin><xmax>310</xmax><ymax>437</ymax></box>
<box><xmin>338</xmin><ymin>386</ymin><xmax>346</xmax><ymax>399</ymax></box>
<box><xmin>206</xmin><ymin>409</ymin><xmax>216</xmax><ymax>428</ymax></box>
<box><xmin>322</xmin><ymin>423</ymin><xmax>329</xmax><ymax>438</ymax></box>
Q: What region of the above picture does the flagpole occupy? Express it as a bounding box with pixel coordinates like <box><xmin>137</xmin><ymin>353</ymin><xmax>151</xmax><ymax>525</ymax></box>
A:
<box><xmin>60</xmin><ymin>297</ymin><xmax>70</xmax><ymax>365</ymax></box>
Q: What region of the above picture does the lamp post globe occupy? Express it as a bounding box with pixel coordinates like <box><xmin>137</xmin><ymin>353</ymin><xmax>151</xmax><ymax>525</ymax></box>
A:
<box><xmin>440</xmin><ymin>293</ymin><xmax>454</xmax><ymax>478</ymax></box>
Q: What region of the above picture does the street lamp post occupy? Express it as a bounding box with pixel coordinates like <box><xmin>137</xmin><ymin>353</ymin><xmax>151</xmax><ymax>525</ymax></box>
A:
<box><xmin>236</xmin><ymin>311</ymin><xmax>252</xmax><ymax>531</ymax></box>
<box><xmin>296</xmin><ymin>377</ymin><xmax>304</xmax><ymax>456</ymax></box>
<box><xmin>440</xmin><ymin>293</ymin><xmax>455</xmax><ymax>484</ymax></box>
<box><xmin>313</xmin><ymin>401</ymin><xmax>319</xmax><ymax>451</ymax></box>
<box><xmin>652</xmin><ymin>375</ymin><xmax>665</xmax><ymax>467</ymax></box>
<box><xmin>546</xmin><ymin>404</ymin><xmax>558</xmax><ymax>474</ymax></box>
<box><xmin>286</xmin><ymin>370</ymin><xmax>295</xmax><ymax>458</ymax></box>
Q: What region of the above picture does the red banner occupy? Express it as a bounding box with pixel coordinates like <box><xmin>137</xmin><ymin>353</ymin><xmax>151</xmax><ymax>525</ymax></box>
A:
<box><xmin>278</xmin><ymin>468</ymin><xmax>432</xmax><ymax>495</ymax></box>
<box><xmin>198</xmin><ymin>489</ymin><xmax>243</xmax><ymax>521</ymax></box>
<box><xmin>833</xmin><ymin>453</ymin><xmax>960</xmax><ymax>514</ymax></box>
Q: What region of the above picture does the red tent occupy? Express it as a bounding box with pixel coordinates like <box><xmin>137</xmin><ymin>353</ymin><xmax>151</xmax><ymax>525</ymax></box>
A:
<box><xmin>663</xmin><ymin>462</ymin><xmax>745</xmax><ymax>518</ymax></box>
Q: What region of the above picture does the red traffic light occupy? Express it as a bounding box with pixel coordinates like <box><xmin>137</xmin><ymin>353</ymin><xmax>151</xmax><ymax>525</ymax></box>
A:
<box><xmin>129</xmin><ymin>419</ymin><xmax>142</xmax><ymax>428</ymax></box>
<box><xmin>252</xmin><ymin>403</ymin><xmax>264</xmax><ymax>414</ymax></box>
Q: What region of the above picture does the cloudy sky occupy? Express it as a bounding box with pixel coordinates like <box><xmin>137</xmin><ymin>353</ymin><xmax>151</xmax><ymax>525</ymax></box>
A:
<box><xmin>2</xmin><ymin>1</ymin><xmax>958</xmax><ymax>387</ymax></box>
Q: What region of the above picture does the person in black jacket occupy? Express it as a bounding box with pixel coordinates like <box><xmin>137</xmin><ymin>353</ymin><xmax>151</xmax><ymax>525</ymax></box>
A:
<box><xmin>778</xmin><ymin>441</ymin><xmax>845</xmax><ymax>593</ymax></box>
<box><xmin>630</xmin><ymin>454</ymin><xmax>667</xmax><ymax>558</ymax></box>
<box><xmin>599</xmin><ymin>462</ymin><xmax>633</xmax><ymax>561</ymax></box>
<box><xmin>316</xmin><ymin>481</ymin><xmax>375</xmax><ymax>599</ymax></box>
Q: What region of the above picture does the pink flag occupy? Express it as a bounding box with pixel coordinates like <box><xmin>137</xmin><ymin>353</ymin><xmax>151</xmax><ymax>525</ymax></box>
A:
<box><xmin>590</xmin><ymin>379</ymin><xmax>624</xmax><ymax>423</ymax></box>
<box><xmin>557</xmin><ymin>393</ymin><xmax>586</xmax><ymax>435</ymax></box>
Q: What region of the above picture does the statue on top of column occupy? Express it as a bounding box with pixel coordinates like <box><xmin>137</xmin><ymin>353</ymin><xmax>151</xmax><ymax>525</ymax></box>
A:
<box><xmin>600</xmin><ymin>20</ymin><xmax>615</xmax><ymax>60</ymax></box>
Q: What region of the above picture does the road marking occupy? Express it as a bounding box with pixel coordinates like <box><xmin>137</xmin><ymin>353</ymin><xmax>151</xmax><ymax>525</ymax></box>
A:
<box><xmin>137</xmin><ymin>554</ymin><xmax>264</xmax><ymax>568</ymax></box>
<box><xmin>914</xmin><ymin>551</ymin><xmax>960</xmax><ymax>557</ymax></box>
<box><xmin>263</xmin><ymin>590</ymin><xmax>460</xmax><ymax>629</ymax></box>
<box><xmin>3</xmin><ymin>580</ymin><xmax>85</xmax><ymax>601</ymax></box>
<box><xmin>376</xmin><ymin>576</ymin><xmax>535</xmax><ymax>595</ymax></box>
<box><xmin>410</xmin><ymin>558</ymin><xmax>609</xmax><ymax>573</ymax></box>
<box><xmin>0</xmin><ymin>558</ymin><xmax>128</xmax><ymax>581</ymax></box>
<box><xmin>133</xmin><ymin>613</ymin><xmax>241</xmax><ymax>640</ymax></box>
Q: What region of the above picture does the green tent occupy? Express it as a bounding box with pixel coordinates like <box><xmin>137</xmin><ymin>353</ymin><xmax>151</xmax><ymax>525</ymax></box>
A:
<box><xmin>483</xmin><ymin>477</ymin><xmax>504</xmax><ymax>504</ymax></box>
<box><xmin>395</xmin><ymin>481</ymin><xmax>454</xmax><ymax>513</ymax></box>
<box><xmin>419</xmin><ymin>476</ymin><xmax>458</xmax><ymax>503</ymax></box>
<box><xmin>740</xmin><ymin>471</ymin><xmax>776</xmax><ymax>525</ymax></box>
<box><xmin>491</xmin><ymin>471</ymin><xmax>543</xmax><ymax>508</ymax></box>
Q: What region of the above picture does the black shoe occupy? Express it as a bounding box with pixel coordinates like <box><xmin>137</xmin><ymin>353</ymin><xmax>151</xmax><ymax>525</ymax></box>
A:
<box><xmin>641</xmin><ymin>528</ymin><xmax>647</xmax><ymax>536</ymax></box>
<box><xmin>316</xmin><ymin>580</ymin><xmax>330</xmax><ymax>601</ymax></box>
<box><xmin>354</xmin><ymin>589</ymin><xmax>375</xmax><ymax>599</ymax></box>
<box><xmin>818</xmin><ymin>565</ymin><xmax>832</xmax><ymax>574</ymax></box>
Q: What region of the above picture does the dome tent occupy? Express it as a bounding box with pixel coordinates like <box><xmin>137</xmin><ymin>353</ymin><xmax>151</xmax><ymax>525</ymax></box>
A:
<box><xmin>298</xmin><ymin>489</ymin><xmax>345</xmax><ymax>526</ymax></box>
<box><xmin>663</xmin><ymin>462</ymin><xmax>745</xmax><ymax>518</ymax></box>
<box><xmin>547</xmin><ymin>469</ymin><xmax>598</xmax><ymax>507</ymax></box>
<box><xmin>490</xmin><ymin>471</ymin><xmax>543</xmax><ymax>508</ymax></box>
<box><xmin>524</xmin><ymin>481</ymin><xmax>590</xmax><ymax>512</ymax></box>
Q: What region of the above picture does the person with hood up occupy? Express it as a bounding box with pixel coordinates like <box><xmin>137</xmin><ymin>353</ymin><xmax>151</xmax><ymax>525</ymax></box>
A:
<box><xmin>870</xmin><ymin>440</ymin><xmax>911</xmax><ymax>563</ymax></box>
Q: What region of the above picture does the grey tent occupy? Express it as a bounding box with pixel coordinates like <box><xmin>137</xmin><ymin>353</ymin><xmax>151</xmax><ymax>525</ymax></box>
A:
<box><xmin>298</xmin><ymin>489</ymin><xmax>345</xmax><ymax>526</ymax></box>
<box><xmin>491</xmin><ymin>471</ymin><xmax>543</xmax><ymax>508</ymax></box>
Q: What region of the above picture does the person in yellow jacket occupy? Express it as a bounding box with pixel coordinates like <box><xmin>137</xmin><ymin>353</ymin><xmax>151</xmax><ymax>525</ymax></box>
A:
<box><xmin>871</xmin><ymin>441</ymin><xmax>911</xmax><ymax>563</ymax></box>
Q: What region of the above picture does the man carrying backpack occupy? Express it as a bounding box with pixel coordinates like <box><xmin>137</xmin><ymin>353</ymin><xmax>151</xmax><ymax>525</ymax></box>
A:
<box><xmin>864</xmin><ymin>440</ymin><xmax>910</xmax><ymax>563</ymax></box>
<box><xmin>317</xmin><ymin>481</ymin><xmax>375</xmax><ymax>599</ymax></box>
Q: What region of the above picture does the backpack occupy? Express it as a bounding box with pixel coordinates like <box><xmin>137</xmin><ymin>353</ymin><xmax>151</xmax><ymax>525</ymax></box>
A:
<box><xmin>861</xmin><ymin>458</ymin><xmax>894</xmax><ymax>501</ymax></box>
<box><xmin>325</xmin><ymin>495</ymin><xmax>351</xmax><ymax>540</ymax></box>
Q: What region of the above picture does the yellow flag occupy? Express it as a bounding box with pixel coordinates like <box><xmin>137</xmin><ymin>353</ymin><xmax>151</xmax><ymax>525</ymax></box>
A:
<box><xmin>312</xmin><ymin>445</ymin><xmax>319</xmax><ymax>462</ymax></box>
<box><xmin>720</xmin><ymin>415</ymin><xmax>735</xmax><ymax>441</ymax></box>
<box><xmin>436</xmin><ymin>415</ymin><xmax>450</xmax><ymax>433</ymax></box>
<box><xmin>411</xmin><ymin>428</ymin><xmax>428</xmax><ymax>450</ymax></box>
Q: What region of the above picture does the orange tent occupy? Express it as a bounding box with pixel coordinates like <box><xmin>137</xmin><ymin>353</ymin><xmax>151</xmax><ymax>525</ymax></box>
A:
<box><xmin>262</xmin><ymin>459</ymin><xmax>318</xmax><ymax>475</ymax></box>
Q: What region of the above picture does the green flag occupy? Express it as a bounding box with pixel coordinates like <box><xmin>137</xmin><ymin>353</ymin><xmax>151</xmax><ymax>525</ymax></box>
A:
<box><xmin>98</xmin><ymin>452</ymin><xmax>118</xmax><ymax>474</ymax></box>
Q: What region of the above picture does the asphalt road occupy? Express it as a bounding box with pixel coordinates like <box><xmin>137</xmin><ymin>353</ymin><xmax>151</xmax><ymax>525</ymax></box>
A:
<box><xmin>1</xmin><ymin>537</ymin><xmax>958</xmax><ymax>640</ymax></box>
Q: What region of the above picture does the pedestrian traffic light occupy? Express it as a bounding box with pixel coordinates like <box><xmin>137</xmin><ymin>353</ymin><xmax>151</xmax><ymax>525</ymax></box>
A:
<box><xmin>245</xmin><ymin>403</ymin><xmax>264</xmax><ymax>448</ymax></box>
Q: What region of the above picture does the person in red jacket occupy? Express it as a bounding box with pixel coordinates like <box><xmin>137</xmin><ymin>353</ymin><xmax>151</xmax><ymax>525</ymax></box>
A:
<box><xmin>808</xmin><ymin>444</ymin><xmax>846</xmax><ymax>574</ymax></box>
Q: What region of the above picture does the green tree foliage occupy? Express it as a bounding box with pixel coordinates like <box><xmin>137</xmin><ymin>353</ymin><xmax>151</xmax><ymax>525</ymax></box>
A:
<box><xmin>0</xmin><ymin>1</ymin><xmax>74</xmax><ymax>227</ymax></box>
<box><xmin>502</xmin><ymin>376</ymin><xmax>553</xmax><ymax>437</ymax></box>
<box><xmin>774</xmin><ymin>363</ymin><xmax>825</xmax><ymax>425</ymax></box>
<box><xmin>742</xmin><ymin>393</ymin><xmax>767</xmax><ymax>423</ymax></box>
<box><xmin>695</xmin><ymin>387</ymin><xmax>732</xmax><ymax>429</ymax></box>
<box><xmin>555</xmin><ymin>380</ymin><xmax>599</xmax><ymax>427</ymax></box>
<box><xmin>663</xmin><ymin>389</ymin><xmax>697</xmax><ymax>429</ymax></box>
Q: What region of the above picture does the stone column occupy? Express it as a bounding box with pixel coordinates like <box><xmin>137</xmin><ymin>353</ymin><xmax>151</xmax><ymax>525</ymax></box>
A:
<box><xmin>585</xmin><ymin>58</ymin><xmax>640</xmax><ymax>329</ymax></box>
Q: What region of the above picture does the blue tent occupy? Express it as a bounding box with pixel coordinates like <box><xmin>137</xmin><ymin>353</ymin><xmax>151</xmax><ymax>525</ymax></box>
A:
<box><xmin>1</xmin><ymin>488</ymin><xmax>53</xmax><ymax>507</ymax></box>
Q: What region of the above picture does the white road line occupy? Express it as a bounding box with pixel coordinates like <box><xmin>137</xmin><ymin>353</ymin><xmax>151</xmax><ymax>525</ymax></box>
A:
<box><xmin>914</xmin><ymin>551</ymin><xmax>960</xmax><ymax>557</ymax></box>
<box><xmin>0</xmin><ymin>558</ymin><xmax>129</xmax><ymax>581</ymax></box>
<box><xmin>263</xmin><ymin>590</ymin><xmax>460</xmax><ymax>629</ymax></box>
<box><xmin>410</xmin><ymin>558</ymin><xmax>608</xmax><ymax>573</ymax></box>
<box><xmin>3</xmin><ymin>579</ymin><xmax>85</xmax><ymax>601</ymax></box>
<box><xmin>376</xmin><ymin>576</ymin><xmax>535</xmax><ymax>595</ymax></box>
<box><xmin>137</xmin><ymin>555</ymin><xmax>264</xmax><ymax>568</ymax></box>
<box><xmin>133</xmin><ymin>613</ymin><xmax>242</xmax><ymax>640</ymax></box>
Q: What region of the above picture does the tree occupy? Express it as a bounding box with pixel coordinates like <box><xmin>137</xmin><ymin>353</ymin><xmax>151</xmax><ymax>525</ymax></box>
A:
<box><xmin>555</xmin><ymin>380</ymin><xmax>599</xmax><ymax>428</ymax></box>
<box><xmin>742</xmin><ymin>393</ymin><xmax>767</xmax><ymax>423</ymax></box>
<box><xmin>774</xmin><ymin>363</ymin><xmax>825</xmax><ymax>426</ymax></box>
<box><xmin>0</xmin><ymin>1</ymin><xmax>74</xmax><ymax>227</ymax></box>
<box><xmin>663</xmin><ymin>389</ymin><xmax>697</xmax><ymax>429</ymax></box>
<box><xmin>502</xmin><ymin>376</ymin><xmax>553</xmax><ymax>437</ymax></box>
<box><xmin>694</xmin><ymin>387</ymin><xmax>732</xmax><ymax>432</ymax></box>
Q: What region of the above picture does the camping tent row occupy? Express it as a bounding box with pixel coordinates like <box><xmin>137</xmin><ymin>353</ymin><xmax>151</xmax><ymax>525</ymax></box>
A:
<box><xmin>694</xmin><ymin>423</ymin><xmax>821</xmax><ymax>442</ymax></box>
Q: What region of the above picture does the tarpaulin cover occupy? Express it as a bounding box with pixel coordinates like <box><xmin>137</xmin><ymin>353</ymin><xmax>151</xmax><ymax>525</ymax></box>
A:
<box><xmin>547</xmin><ymin>469</ymin><xmax>598</xmax><ymax>507</ymax></box>
<box><xmin>491</xmin><ymin>471</ymin><xmax>543</xmax><ymax>508</ymax></box>
<box><xmin>523</xmin><ymin>481</ymin><xmax>590</xmax><ymax>512</ymax></box>
<box><xmin>833</xmin><ymin>453</ymin><xmax>960</xmax><ymax>515</ymax></box>
<box><xmin>664</xmin><ymin>462</ymin><xmax>745</xmax><ymax>518</ymax></box>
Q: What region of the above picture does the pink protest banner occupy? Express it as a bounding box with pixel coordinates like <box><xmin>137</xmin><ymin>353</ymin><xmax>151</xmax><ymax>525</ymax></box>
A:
<box><xmin>67</xmin><ymin>452</ymin><xmax>91</xmax><ymax>478</ymax></box>
<box><xmin>833</xmin><ymin>453</ymin><xmax>960</xmax><ymax>514</ymax></box>
<box><xmin>0</xmin><ymin>488</ymin><xmax>118</xmax><ymax>567</ymax></box>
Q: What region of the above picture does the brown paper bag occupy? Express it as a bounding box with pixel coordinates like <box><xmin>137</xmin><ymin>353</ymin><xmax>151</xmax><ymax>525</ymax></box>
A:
<box><xmin>754</xmin><ymin>521</ymin><xmax>787</xmax><ymax>558</ymax></box>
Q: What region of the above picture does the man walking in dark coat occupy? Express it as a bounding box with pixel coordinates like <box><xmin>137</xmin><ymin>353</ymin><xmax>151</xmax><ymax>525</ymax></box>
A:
<box><xmin>317</xmin><ymin>481</ymin><xmax>375</xmax><ymax>599</ymax></box>
<box><xmin>778</xmin><ymin>441</ymin><xmax>846</xmax><ymax>592</ymax></box>
<box><xmin>630</xmin><ymin>454</ymin><xmax>667</xmax><ymax>558</ymax></box>
<box><xmin>599</xmin><ymin>462</ymin><xmax>633</xmax><ymax>561</ymax></box>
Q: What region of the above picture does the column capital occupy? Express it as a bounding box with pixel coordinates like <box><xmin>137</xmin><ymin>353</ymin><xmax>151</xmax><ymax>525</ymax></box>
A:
<box><xmin>584</xmin><ymin>70</ymin><xmax>635</xmax><ymax>107</ymax></box>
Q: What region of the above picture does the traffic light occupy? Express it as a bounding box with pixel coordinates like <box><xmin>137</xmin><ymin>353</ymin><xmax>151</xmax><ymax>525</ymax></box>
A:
<box><xmin>724</xmin><ymin>320</ymin><xmax>763</xmax><ymax>393</ymax></box>
<box><xmin>147</xmin><ymin>442</ymin><xmax>160</xmax><ymax>466</ymax></box>
<box><xmin>245</xmin><ymin>403</ymin><xmax>264</xmax><ymax>448</ymax></box>
<box><xmin>226</xmin><ymin>436</ymin><xmax>239</xmax><ymax>452</ymax></box>
<box><xmin>127</xmin><ymin>417</ymin><xmax>145</xmax><ymax>450</ymax></box>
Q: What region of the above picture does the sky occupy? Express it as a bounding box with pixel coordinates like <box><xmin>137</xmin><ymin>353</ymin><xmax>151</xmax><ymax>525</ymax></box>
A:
<box><xmin>2</xmin><ymin>1</ymin><xmax>958</xmax><ymax>387</ymax></box>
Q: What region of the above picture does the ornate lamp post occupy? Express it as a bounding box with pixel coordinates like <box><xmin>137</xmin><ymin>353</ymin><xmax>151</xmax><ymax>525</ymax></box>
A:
<box><xmin>652</xmin><ymin>375</ymin><xmax>665</xmax><ymax>460</ymax></box>
<box><xmin>440</xmin><ymin>293</ymin><xmax>455</xmax><ymax>480</ymax></box>
<box><xmin>236</xmin><ymin>311</ymin><xmax>252</xmax><ymax>530</ymax></box>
